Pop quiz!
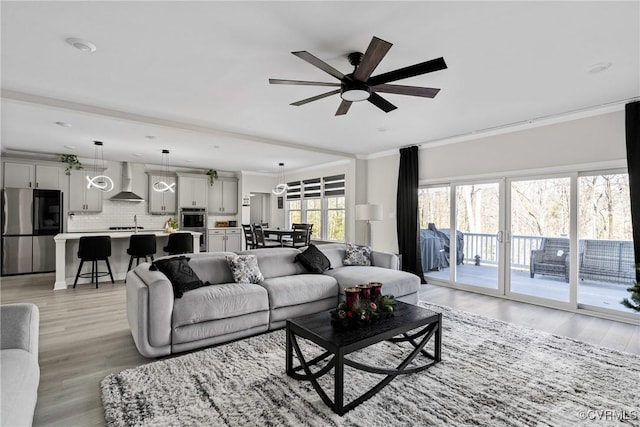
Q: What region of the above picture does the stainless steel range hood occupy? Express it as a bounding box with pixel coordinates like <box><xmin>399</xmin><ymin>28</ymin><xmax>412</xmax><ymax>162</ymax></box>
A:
<box><xmin>110</xmin><ymin>162</ymin><xmax>144</xmax><ymax>202</ymax></box>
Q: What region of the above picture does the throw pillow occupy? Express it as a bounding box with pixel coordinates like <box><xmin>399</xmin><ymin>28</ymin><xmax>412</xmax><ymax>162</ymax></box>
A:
<box><xmin>343</xmin><ymin>242</ymin><xmax>372</xmax><ymax>266</ymax></box>
<box><xmin>150</xmin><ymin>256</ymin><xmax>206</xmax><ymax>298</ymax></box>
<box><xmin>226</xmin><ymin>254</ymin><xmax>264</xmax><ymax>284</ymax></box>
<box><xmin>295</xmin><ymin>244</ymin><xmax>331</xmax><ymax>273</ymax></box>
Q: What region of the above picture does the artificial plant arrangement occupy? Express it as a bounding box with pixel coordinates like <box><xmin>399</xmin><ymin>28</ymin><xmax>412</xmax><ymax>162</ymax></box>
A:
<box><xmin>165</xmin><ymin>218</ymin><xmax>179</xmax><ymax>233</ymax></box>
<box><xmin>59</xmin><ymin>154</ymin><xmax>83</xmax><ymax>175</ymax></box>
<box><xmin>330</xmin><ymin>294</ymin><xmax>395</xmax><ymax>329</ymax></box>
<box><xmin>206</xmin><ymin>169</ymin><xmax>218</xmax><ymax>186</ymax></box>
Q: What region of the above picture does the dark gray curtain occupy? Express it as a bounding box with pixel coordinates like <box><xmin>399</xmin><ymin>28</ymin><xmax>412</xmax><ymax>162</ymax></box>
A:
<box><xmin>396</xmin><ymin>146</ymin><xmax>425</xmax><ymax>282</ymax></box>
<box><xmin>625</xmin><ymin>100</ymin><xmax>640</xmax><ymax>282</ymax></box>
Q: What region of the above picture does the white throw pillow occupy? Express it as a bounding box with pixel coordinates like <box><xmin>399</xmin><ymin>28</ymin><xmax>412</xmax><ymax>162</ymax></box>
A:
<box><xmin>225</xmin><ymin>254</ymin><xmax>264</xmax><ymax>284</ymax></box>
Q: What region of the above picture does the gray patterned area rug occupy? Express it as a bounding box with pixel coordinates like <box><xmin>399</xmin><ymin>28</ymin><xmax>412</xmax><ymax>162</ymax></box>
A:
<box><xmin>101</xmin><ymin>303</ymin><xmax>640</xmax><ymax>426</ymax></box>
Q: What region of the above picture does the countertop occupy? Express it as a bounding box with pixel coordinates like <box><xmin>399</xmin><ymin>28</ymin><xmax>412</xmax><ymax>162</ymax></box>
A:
<box><xmin>54</xmin><ymin>230</ymin><xmax>202</xmax><ymax>240</ymax></box>
<box><xmin>207</xmin><ymin>227</ymin><xmax>242</xmax><ymax>230</ymax></box>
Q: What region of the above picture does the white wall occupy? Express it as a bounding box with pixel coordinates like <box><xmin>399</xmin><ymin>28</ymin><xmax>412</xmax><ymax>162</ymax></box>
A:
<box><xmin>367</xmin><ymin>111</ymin><xmax>627</xmax><ymax>253</ymax></box>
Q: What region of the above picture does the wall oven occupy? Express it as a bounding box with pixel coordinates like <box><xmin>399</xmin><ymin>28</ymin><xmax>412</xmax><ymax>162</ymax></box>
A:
<box><xmin>180</xmin><ymin>208</ymin><xmax>207</xmax><ymax>251</ymax></box>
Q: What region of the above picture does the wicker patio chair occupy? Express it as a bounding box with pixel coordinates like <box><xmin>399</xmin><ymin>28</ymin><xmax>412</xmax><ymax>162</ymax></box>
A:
<box><xmin>530</xmin><ymin>237</ymin><xmax>570</xmax><ymax>282</ymax></box>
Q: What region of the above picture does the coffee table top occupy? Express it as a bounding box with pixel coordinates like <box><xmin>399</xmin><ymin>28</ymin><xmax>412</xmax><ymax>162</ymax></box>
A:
<box><xmin>287</xmin><ymin>301</ymin><xmax>440</xmax><ymax>352</ymax></box>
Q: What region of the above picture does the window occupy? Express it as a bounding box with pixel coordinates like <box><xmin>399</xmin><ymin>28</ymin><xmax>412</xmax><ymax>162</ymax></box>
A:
<box><xmin>286</xmin><ymin>174</ymin><xmax>345</xmax><ymax>241</ymax></box>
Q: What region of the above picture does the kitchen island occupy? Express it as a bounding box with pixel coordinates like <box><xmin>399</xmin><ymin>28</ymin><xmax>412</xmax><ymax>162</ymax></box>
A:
<box><xmin>53</xmin><ymin>231</ymin><xmax>201</xmax><ymax>290</ymax></box>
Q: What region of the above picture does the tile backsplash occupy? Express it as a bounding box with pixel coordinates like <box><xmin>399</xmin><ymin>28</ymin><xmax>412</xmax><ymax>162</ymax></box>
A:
<box><xmin>67</xmin><ymin>200</ymin><xmax>174</xmax><ymax>232</ymax></box>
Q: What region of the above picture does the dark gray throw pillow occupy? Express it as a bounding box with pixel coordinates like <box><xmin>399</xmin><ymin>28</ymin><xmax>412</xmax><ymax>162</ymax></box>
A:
<box><xmin>295</xmin><ymin>244</ymin><xmax>331</xmax><ymax>273</ymax></box>
<box><xmin>150</xmin><ymin>256</ymin><xmax>206</xmax><ymax>298</ymax></box>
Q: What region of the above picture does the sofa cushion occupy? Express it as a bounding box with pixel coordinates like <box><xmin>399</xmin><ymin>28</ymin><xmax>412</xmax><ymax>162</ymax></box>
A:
<box><xmin>185</xmin><ymin>252</ymin><xmax>236</xmax><ymax>285</ymax></box>
<box><xmin>259</xmin><ymin>274</ymin><xmax>339</xmax><ymax>309</ymax></box>
<box><xmin>150</xmin><ymin>256</ymin><xmax>205</xmax><ymax>298</ymax></box>
<box><xmin>238</xmin><ymin>248</ymin><xmax>307</xmax><ymax>279</ymax></box>
<box><xmin>324</xmin><ymin>266</ymin><xmax>420</xmax><ymax>298</ymax></box>
<box><xmin>1</xmin><ymin>349</ymin><xmax>39</xmax><ymax>427</ymax></box>
<box><xmin>343</xmin><ymin>243</ymin><xmax>372</xmax><ymax>266</ymax></box>
<box><xmin>226</xmin><ymin>254</ymin><xmax>264</xmax><ymax>284</ymax></box>
<box><xmin>172</xmin><ymin>282</ymin><xmax>269</xmax><ymax>328</ymax></box>
<box><xmin>295</xmin><ymin>244</ymin><xmax>331</xmax><ymax>273</ymax></box>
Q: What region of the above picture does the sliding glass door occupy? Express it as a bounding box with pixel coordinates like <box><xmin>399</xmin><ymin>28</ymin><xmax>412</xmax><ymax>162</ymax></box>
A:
<box><xmin>454</xmin><ymin>182</ymin><xmax>502</xmax><ymax>290</ymax></box>
<box><xmin>508</xmin><ymin>177</ymin><xmax>571</xmax><ymax>303</ymax></box>
<box><xmin>578</xmin><ymin>172</ymin><xmax>636</xmax><ymax>313</ymax></box>
<box><xmin>420</xmin><ymin>169</ymin><xmax>638</xmax><ymax>319</ymax></box>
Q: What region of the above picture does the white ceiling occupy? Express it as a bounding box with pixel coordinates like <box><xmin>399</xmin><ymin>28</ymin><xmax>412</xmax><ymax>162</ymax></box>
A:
<box><xmin>2</xmin><ymin>1</ymin><xmax>638</xmax><ymax>174</ymax></box>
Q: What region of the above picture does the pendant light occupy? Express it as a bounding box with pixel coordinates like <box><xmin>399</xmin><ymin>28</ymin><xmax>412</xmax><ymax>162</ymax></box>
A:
<box><xmin>86</xmin><ymin>141</ymin><xmax>114</xmax><ymax>192</ymax></box>
<box><xmin>153</xmin><ymin>149</ymin><xmax>175</xmax><ymax>193</ymax></box>
<box><xmin>272</xmin><ymin>162</ymin><xmax>288</xmax><ymax>195</ymax></box>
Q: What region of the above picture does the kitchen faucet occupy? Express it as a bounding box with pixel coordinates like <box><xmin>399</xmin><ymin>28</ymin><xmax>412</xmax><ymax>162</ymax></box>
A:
<box><xmin>134</xmin><ymin>215</ymin><xmax>138</xmax><ymax>233</ymax></box>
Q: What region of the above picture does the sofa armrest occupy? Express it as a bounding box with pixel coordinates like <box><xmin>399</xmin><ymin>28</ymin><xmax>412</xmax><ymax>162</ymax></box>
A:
<box><xmin>0</xmin><ymin>303</ymin><xmax>39</xmax><ymax>358</ymax></box>
<box><xmin>127</xmin><ymin>266</ymin><xmax>175</xmax><ymax>354</ymax></box>
<box><xmin>371</xmin><ymin>251</ymin><xmax>399</xmax><ymax>270</ymax></box>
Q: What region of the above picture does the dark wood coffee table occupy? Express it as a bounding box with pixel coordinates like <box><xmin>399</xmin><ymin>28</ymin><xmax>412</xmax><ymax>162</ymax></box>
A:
<box><xmin>286</xmin><ymin>301</ymin><xmax>441</xmax><ymax>415</ymax></box>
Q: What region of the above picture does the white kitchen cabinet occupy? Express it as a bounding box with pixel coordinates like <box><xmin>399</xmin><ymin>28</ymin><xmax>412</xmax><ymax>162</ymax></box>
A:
<box><xmin>4</xmin><ymin>162</ymin><xmax>61</xmax><ymax>190</ymax></box>
<box><xmin>68</xmin><ymin>170</ymin><xmax>103</xmax><ymax>212</ymax></box>
<box><xmin>208</xmin><ymin>178</ymin><xmax>238</xmax><ymax>214</ymax></box>
<box><xmin>147</xmin><ymin>173</ymin><xmax>176</xmax><ymax>214</ymax></box>
<box><xmin>207</xmin><ymin>228</ymin><xmax>241</xmax><ymax>252</ymax></box>
<box><xmin>178</xmin><ymin>175</ymin><xmax>208</xmax><ymax>208</ymax></box>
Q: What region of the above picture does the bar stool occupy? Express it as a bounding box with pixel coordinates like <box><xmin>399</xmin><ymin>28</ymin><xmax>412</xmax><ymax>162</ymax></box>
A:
<box><xmin>163</xmin><ymin>232</ymin><xmax>193</xmax><ymax>255</ymax></box>
<box><xmin>126</xmin><ymin>234</ymin><xmax>157</xmax><ymax>280</ymax></box>
<box><xmin>73</xmin><ymin>236</ymin><xmax>114</xmax><ymax>288</ymax></box>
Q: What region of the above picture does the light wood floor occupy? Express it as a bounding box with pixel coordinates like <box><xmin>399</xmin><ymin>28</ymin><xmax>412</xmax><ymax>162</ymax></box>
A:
<box><xmin>1</xmin><ymin>274</ymin><xmax>639</xmax><ymax>426</ymax></box>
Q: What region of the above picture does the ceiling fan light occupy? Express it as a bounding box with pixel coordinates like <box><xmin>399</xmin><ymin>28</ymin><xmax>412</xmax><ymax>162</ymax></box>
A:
<box><xmin>341</xmin><ymin>89</ymin><xmax>371</xmax><ymax>102</ymax></box>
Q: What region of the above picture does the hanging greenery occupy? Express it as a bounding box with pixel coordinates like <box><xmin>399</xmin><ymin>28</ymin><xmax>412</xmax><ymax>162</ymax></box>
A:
<box><xmin>59</xmin><ymin>154</ymin><xmax>83</xmax><ymax>175</ymax></box>
<box><xmin>206</xmin><ymin>169</ymin><xmax>218</xmax><ymax>186</ymax></box>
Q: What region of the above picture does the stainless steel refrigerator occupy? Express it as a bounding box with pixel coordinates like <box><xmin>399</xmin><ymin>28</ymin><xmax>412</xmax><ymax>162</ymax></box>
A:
<box><xmin>1</xmin><ymin>188</ymin><xmax>63</xmax><ymax>275</ymax></box>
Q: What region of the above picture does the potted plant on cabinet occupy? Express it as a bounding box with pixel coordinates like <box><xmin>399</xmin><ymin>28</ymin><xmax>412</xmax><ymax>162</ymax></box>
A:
<box><xmin>60</xmin><ymin>154</ymin><xmax>83</xmax><ymax>175</ymax></box>
<box><xmin>206</xmin><ymin>169</ymin><xmax>218</xmax><ymax>186</ymax></box>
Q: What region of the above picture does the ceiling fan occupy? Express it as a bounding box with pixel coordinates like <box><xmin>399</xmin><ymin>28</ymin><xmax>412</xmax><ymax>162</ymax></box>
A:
<box><xmin>269</xmin><ymin>36</ymin><xmax>447</xmax><ymax>116</ymax></box>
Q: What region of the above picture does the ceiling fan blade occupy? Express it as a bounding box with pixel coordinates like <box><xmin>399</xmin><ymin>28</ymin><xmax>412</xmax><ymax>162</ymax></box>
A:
<box><xmin>367</xmin><ymin>92</ymin><xmax>397</xmax><ymax>113</ymax></box>
<box><xmin>353</xmin><ymin>36</ymin><xmax>393</xmax><ymax>82</ymax></box>
<box><xmin>269</xmin><ymin>79</ymin><xmax>341</xmax><ymax>87</ymax></box>
<box><xmin>372</xmin><ymin>84</ymin><xmax>440</xmax><ymax>98</ymax></box>
<box><xmin>367</xmin><ymin>57</ymin><xmax>447</xmax><ymax>86</ymax></box>
<box><xmin>290</xmin><ymin>89</ymin><xmax>340</xmax><ymax>106</ymax></box>
<box><xmin>292</xmin><ymin>51</ymin><xmax>346</xmax><ymax>81</ymax></box>
<box><xmin>335</xmin><ymin>100</ymin><xmax>352</xmax><ymax>116</ymax></box>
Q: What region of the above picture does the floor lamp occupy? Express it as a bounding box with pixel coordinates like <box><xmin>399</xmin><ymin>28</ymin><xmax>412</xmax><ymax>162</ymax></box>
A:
<box><xmin>355</xmin><ymin>204</ymin><xmax>383</xmax><ymax>247</ymax></box>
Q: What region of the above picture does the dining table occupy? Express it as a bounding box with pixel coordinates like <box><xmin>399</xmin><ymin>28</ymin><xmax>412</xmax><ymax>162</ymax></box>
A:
<box><xmin>263</xmin><ymin>228</ymin><xmax>295</xmax><ymax>246</ymax></box>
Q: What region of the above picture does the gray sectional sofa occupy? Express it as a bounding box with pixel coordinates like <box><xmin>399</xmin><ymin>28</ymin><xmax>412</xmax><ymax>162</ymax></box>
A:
<box><xmin>1</xmin><ymin>303</ymin><xmax>40</xmax><ymax>427</ymax></box>
<box><xmin>126</xmin><ymin>243</ymin><xmax>420</xmax><ymax>357</ymax></box>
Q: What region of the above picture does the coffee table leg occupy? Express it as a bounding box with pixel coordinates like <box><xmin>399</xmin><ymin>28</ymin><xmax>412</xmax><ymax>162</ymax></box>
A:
<box><xmin>435</xmin><ymin>313</ymin><xmax>442</xmax><ymax>362</ymax></box>
<box><xmin>334</xmin><ymin>349</ymin><xmax>344</xmax><ymax>414</ymax></box>
<box><xmin>286</xmin><ymin>323</ymin><xmax>293</xmax><ymax>375</ymax></box>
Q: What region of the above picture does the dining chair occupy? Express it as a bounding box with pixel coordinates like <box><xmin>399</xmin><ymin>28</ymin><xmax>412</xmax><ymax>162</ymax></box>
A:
<box><xmin>292</xmin><ymin>223</ymin><xmax>313</xmax><ymax>245</ymax></box>
<box><xmin>242</xmin><ymin>224</ymin><xmax>257</xmax><ymax>249</ymax></box>
<box><xmin>253</xmin><ymin>224</ymin><xmax>281</xmax><ymax>248</ymax></box>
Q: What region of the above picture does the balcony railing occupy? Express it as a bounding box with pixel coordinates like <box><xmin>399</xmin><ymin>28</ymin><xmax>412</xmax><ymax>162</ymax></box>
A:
<box><xmin>463</xmin><ymin>233</ymin><xmax>544</xmax><ymax>269</ymax></box>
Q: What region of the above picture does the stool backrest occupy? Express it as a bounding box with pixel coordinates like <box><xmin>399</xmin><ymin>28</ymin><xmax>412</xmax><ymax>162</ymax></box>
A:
<box><xmin>78</xmin><ymin>236</ymin><xmax>111</xmax><ymax>259</ymax></box>
<box><xmin>166</xmin><ymin>232</ymin><xmax>193</xmax><ymax>254</ymax></box>
<box><xmin>128</xmin><ymin>234</ymin><xmax>157</xmax><ymax>256</ymax></box>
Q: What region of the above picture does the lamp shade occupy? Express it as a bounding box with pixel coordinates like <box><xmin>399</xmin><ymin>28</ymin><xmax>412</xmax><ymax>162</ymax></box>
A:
<box><xmin>355</xmin><ymin>204</ymin><xmax>383</xmax><ymax>221</ymax></box>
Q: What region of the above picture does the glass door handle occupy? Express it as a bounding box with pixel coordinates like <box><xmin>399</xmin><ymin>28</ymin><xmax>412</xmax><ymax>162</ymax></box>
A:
<box><xmin>497</xmin><ymin>231</ymin><xmax>504</xmax><ymax>243</ymax></box>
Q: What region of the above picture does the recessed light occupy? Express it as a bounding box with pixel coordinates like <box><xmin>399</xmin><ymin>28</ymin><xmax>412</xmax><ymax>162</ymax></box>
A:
<box><xmin>186</xmin><ymin>160</ymin><xmax>194</xmax><ymax>163</ymax></box>
<box><xmin>213</xmin><ymin>145</ymin><xmax>220</xmax><ymax>149</ymax></box>
<box><xmin>133</xmin><ymin>153</ymin><xmax>142</xmax><ymax>157</ymax></box>
<box><xmin>145</xmin><ymin>135</ymin><xmax>156</xmax><ymax>140</ymax></box>
<box><xmin>55</xmin><ymin>121</ymin><xmax>72</xmax><ymax>128</ymax></box>
<box><xmin>587</xmin><ymin>62</ymin><xmax>612</xmax><ymax>74</ymax></box>
<box><xmin>63</xmin><ymin>145</ymin><xmax>75</xmax><ymax>149</ymax></box>
<box><xmin>65</xmin><ymin>37</ymin><xmax>96</xmax><ymax>53</ymax></box>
